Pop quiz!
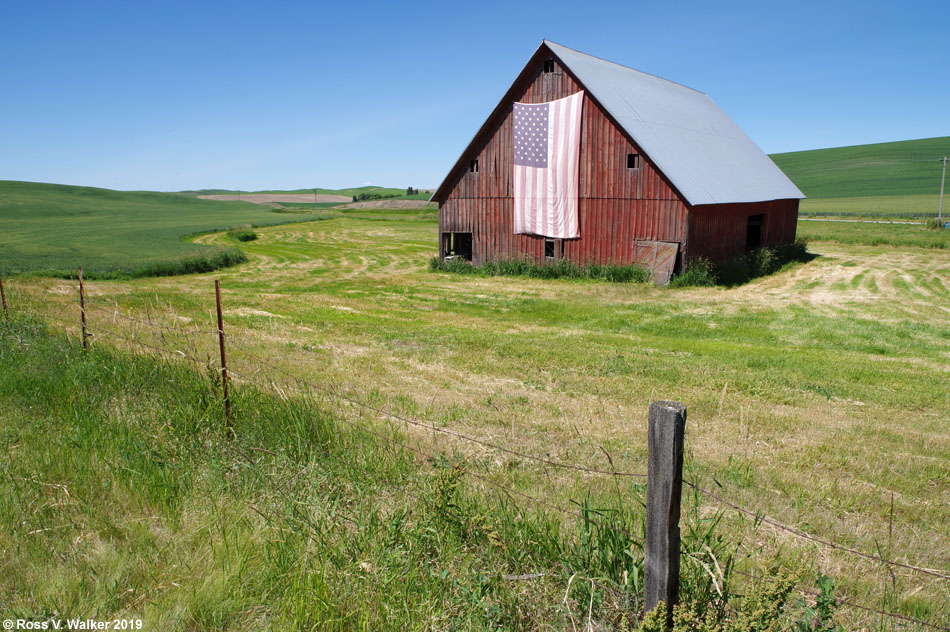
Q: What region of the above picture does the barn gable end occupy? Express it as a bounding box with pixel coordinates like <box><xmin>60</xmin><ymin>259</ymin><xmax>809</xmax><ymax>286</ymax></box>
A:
<box><xmin>432</xmin><ymin>41</ymin><xmax>803</xmax><ymax>274</ymax></box>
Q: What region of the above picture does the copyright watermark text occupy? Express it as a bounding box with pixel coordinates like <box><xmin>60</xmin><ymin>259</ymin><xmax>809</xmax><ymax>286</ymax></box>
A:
<box><xmin>3</xmin><ymin>619</ymin><xmax>142</xmax><ymax>630</ymax></box>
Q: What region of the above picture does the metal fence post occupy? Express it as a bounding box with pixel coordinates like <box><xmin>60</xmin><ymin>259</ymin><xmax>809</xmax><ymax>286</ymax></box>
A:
<box><xmin>214</xmin><ymin>279</ymin><xmax>233</xmax><ymax>438</ymax></box>
<box><xmin>644</xmin><ymin>400</ymin><xmax>686</xmax><ymax>625</ymax></box>
<box><xmin>79</xmin><ymin>268</ymin><xmax>88</xmax><ymax>350</ymax></box>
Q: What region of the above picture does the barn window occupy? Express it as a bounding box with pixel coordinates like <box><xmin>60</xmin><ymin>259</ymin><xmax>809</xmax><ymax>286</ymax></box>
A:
<box><xmin>543</xmin><ymin>60</ymin><xmax>556</xmax><ymax>73</ymax></box>
<box><xmin>442</xmin><ymin>232</ymin><xmax>473</xmax><ymax>261</ymax></box>
<box><xmin>627</xmin><ymin>153</ymin><xmax>639</xmax><ymax>169</ymax></box>
<box><xmin>469</xmin><ymin>159</ymin><xmax>479</xmax><ymax>173</ymax></box>
<box><xmin>544</xmin><ymin>239</ymin><xmax>555</xmax><ymax>259</ymax></box>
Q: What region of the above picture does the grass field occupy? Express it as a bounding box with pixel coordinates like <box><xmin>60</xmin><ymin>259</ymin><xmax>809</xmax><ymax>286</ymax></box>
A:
<box><xmin>0</xmin><ymin>181</ymin><xmax>335</xmax><ymax>278</ymax></box>
<box><xmin>799</xmin><ymin>194</ymin><xmax>945</xmax><ymax>219</ymax></box>
<box><xmin>799</xmin><ymin>218</ymin><xmax>950</xmax><ymax>249</ymax></box>
<box><xmin>770</xmin><ymin>136</ymin><xmax>949</xmax><ymax>199</ymax></box>
<box><xmin>6</xmin><ymin>208</ymin><xmax>949</xmax><ymax>628</ymax></box>
<box><xmin>6</xmin><ymin>318</ymin><xmax>850</xmax><ymax>630</ymax></box>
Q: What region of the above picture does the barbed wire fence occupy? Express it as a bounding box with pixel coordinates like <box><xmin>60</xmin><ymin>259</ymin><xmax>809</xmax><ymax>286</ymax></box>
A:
<box><xmin>2</xmin><ymin>274</ymin><xmax>948</xmax><ymax>630</ymax></box>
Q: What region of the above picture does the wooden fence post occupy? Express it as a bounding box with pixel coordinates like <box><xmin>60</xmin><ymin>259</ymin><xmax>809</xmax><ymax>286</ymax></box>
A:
<box><xmin>78</xmin><ymin>268</ymin><xmax>88</xmax><ymax>350</ymax></box>
<box><xmin>644</xmin><ymin>400</ymin><xmax>687</xmax><ymax>625</ymax></box>
<box><xmin>0</xmin><ymin>276</ymin><xmax>7</xmax><ymax>320</ymax></box>
<box><xmin>214</xmin><ymin>279</ymin><xmax>233</xmax><ymax>438</ymax></box>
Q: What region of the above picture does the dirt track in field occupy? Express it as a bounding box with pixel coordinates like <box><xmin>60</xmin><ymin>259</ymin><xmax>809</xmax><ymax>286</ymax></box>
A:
<box><xmin>199</xmin><ymin>193</ymin><xmax>351</xmax><ymax>204</ymax></box>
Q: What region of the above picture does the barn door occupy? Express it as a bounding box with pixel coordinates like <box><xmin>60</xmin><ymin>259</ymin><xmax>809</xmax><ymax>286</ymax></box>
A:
<box><xmin>632</xmin><ymin>240</ymin><xmax>680</xmax><ymax>285</ymax></box>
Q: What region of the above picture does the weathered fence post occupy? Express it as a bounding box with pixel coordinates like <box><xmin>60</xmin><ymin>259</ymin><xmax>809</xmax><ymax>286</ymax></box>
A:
<box><xmin>214</xmin><ymin>279</ymin><xmax>233</xmax><ymax>438</ymax></box>
<box><xmin>78</xmin><ymin>268</ymin><xmax>88</xmax><ymax>350</ymax></box>
<box><xmin>0</xmin><ymin>276</ymin><xmax>7</xmax><ymax>320</ymax></box>
<box><xmin>644</xmin><ymin>400</ymin><xmax>687</xmax><ymax>625</ymax></box>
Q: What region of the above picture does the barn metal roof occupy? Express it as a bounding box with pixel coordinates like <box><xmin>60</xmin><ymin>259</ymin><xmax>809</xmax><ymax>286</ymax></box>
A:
<box><xmin>431</xmin><ymin>41</ymin><xmax>804</xmax><ymax>206</ymax></box>
<box><xmin>543</xmin><ymin>41</ymin><xmax>803</xmax><ymax>205</ymax></box>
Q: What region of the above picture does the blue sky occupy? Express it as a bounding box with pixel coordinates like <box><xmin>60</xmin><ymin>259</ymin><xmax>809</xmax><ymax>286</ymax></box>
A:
<box><xmin>1</xmin><ymin>0</ymin><xmax>947</xmax><ymax>191</ymax></box>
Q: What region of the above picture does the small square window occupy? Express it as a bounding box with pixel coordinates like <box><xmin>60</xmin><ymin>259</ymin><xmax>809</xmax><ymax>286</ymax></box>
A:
<box><xmin>543</xmin><ymin>60</ymin><xmax>556</xmax><ymax>73</ymax></box>
<box><xmin>469</xmin><ymin>159</ymin><xmax>479</xmax><ymax>173</ymax></box>
<box><xmin>544</xmin><ymin>239</ymin><xmax>555</xmax><ymax>258</ymax></box>
<box><xmin>627</xmin><ymin>153</ymin><xmax>639</xmax><ymax>169</ymax></box>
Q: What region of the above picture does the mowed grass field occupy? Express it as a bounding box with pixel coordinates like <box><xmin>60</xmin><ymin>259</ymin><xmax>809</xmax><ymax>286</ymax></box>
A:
<box><xmin>6</xmin><ymin>208</ymin><xmax>949</xmax><ymax>626</ymax></box>
<box><xmin>0</xmin><ymin>181</ymin><xmax>335</xmax><ymax>278</ymax></box>
<box><xmin>799</xmin><ymin>218</ymin><xmax>950</xmax><ymax>249</ymax></box>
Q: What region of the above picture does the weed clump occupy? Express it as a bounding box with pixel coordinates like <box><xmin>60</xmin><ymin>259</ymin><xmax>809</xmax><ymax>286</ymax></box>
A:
<box><xmin>668</xmin><ymin>259</ymin><xmax>716</xmax><ymax>287</ymax></box>
<box><xmin>430</xmin><ymin>256</ymin><xmax>651</xmax><ymax>283</ymax></box>
<box><xmin>227</xmin><ymin>225</ymin><xmax>258</xmax><ymax>242</ymax></box>
<box><xmin>134</xmin><ymin>247</ymin><xmax>247</xmax><ymax>278</ymax></box>
<box><xmin>671</xmin><ymin>240</ymin><xmax>811</xmax><ymax>287</ymax></box>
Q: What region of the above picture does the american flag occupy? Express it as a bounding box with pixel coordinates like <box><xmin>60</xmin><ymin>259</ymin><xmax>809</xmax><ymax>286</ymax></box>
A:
<box><xmin>512</xmin><ymin>91</ymin><xmax>583</xmax><ymax>239</ymax></box>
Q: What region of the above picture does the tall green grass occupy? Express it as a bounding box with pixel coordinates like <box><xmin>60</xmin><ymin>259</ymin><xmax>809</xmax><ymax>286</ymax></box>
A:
<box><xmin>670</xmin><ymin>240</ymin><xmax>812</xmax><ymax>287</ymax></box>
<box><xmin>0</xmin><ymin>317</ymin><xmax>837</xmax><ymax>630</ymax></box>
<box><xmin>431</xmin><ymin>257</ymin><xmax>652</xmax><ymax>283</ymax></box>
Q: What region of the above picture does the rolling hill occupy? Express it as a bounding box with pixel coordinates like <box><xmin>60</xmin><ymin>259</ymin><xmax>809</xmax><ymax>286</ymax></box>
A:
<box><xmin>770</xmin><ymin>136</ymin><xmax>948</xmax><ymax>198</ymax></box>
<box><xmin>769</xmin><ymin>136</ymin><xmax>949</xmax><ymax>216</ymax></box>
<box><xmin>0</xmin><ymin>180</ymin><xmax>333</xmax><ymax>278</ymax></box>
<box><xmin>182</xmin><ymin>185</ymin><xmax>432</xmax><ymax>201</ymax></box>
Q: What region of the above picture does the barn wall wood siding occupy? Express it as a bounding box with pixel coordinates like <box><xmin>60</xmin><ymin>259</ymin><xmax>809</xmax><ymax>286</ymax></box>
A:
<box><xmin>687</xmin><ymin>199</ymin><xmax>800</xmax><ymax>263</ymax></box>
<box><xmin>438</xmin><ymin>57</ymin><xmax>687</xmax><ymax>266</ymax></box>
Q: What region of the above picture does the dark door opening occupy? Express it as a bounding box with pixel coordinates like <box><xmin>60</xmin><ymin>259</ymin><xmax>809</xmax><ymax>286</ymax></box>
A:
<box><xmin>442</xmin><ymin>232</ymin><xmax>473</xmax><ymax>261</ymax></box>
<box><xmin>745</xmin><ymin>214</ymin><xmax>764</xmax><ymax>251</ymax></box>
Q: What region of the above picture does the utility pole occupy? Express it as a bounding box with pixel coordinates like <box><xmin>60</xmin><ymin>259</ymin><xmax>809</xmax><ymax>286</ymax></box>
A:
<box><xmin>939</xmin><ymin>156</ymin><xmax>947</xmax><ymax>225</ymax></box>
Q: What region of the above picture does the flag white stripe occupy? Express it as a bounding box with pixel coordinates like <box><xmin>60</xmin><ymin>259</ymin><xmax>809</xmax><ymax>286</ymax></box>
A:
<box><xmin>556</xmin><ymin>96</ymin><xmax>568</xmax><ymax>238</ymax></box>
<box><xmin>566</xmin><ymin>93</ymin><xmax>580</xmax><ymax>237</ymax></box>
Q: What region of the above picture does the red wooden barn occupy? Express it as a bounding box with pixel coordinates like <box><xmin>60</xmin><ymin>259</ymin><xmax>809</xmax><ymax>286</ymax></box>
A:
<box><xmin>430</xmin><ymin>41</ymin><xmax>804</xmax><ymax>282</ymax></box>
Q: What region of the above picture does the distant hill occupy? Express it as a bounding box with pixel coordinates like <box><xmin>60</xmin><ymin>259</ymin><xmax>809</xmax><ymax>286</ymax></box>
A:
<box><xmin>0</xmin><ymin>180</ymin><xmax>333</xmax><ymax>278</ymax></box>
<box><xmin>770</xmin><ymin>136</ymin><xmax>949</xmax><ymax>199</ymax></box>
<box><xmin>182</xmin><ymin>185</ymin><xmax>432</xmax><ymax>201</ymax></box>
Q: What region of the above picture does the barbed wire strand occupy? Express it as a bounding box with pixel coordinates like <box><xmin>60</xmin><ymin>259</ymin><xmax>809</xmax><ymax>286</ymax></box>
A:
<box><xmin>230</xmin><ymin>339</ymin><xmax>650</xmax><ymax>480</ymax></box>
<box><xmin>84</xmin><ymin>300</ymin><xmax>218</xmax><ymax>336</ymax></box>
<box><xmin>230</xmin><ymin>336</ymin><xmax>950</xmax><ymax>583</ymax></box>
<box><xmin>226</xmin><ymin>352</ymin><xmax>647</xmax><ymax>545</ymax></box>
<box><xmin>687</xmin><ymin>482</ymin><xmax>950</xmax><ymax>581</ymax></box>
<box><xmin>22</xmin><ymin>307</ymin><xmax>645</xmax><ymax>547</ymax></box>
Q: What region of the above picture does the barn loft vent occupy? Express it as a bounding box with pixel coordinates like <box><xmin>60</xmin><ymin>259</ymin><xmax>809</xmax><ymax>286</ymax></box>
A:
<box><xmin>627</xmin><ymin>153</ymin><xmax>640</xmax><ymax>169</ymax></box>
<box><xmin>543</xmin><ymin>60</ymin><xmax>556</xmax><ymax>73</ymax></box>
<box><xmin>469</xmin><ymin>159</ymin><xmax>479</xmax><ymax>173</ymax></box>
<box><xmin>544</xmin><ymin>239</ymin><xmax>555</xmax><ymax>259</ymax></box>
